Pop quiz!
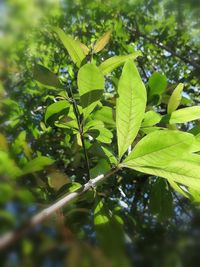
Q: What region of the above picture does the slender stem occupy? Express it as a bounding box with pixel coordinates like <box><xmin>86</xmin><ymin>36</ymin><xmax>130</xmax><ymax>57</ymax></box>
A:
<box><xmin>67</xmin><ymin>84</ymin><xmax>91</xmax><ymax>180</ymax></box>
<box><xmin>0</xmin><ymin>167</ymin><xmax>119</xmax><ymax>251</ymax></box>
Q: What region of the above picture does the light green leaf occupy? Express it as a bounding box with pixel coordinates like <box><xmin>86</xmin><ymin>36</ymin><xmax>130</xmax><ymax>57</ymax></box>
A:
<box><xmin>33</xmin><ymin>64</ymin><xmax>63</xmax><ymax>89</ymax></box>
<box><xmin>190</xmin><ymin>188</ymin><xmax>200</xmax><ymax>202</ymax></box>
<box><xmin>99</xmin><ymin>52</ymin><xmax>142</xmax><ymax>75</ymax></box>
<box><xmin>168</xmin><ymin>179</ymin><xmax>189</xmax><ymax>198</ymax></box>
<box><xmin>85</xmin><ymin>120</ymin><xmax>113</xmax><ymax>144</ymax></box>
<box><xmin>190</xmin><ymin>134</ymin><xmax>200</xmax><ymax>152</ymax></box>
<box><xmin>45</xmin><ymin>100</ymin><xmax>70</xmax><ymax>124</ymax></box>
<box><xmin>126</xmin><ymin>154</ymin><xmax>200</xmax><ymax>191</ymax></box>
<box><xmin>148</xmin><ymin>72</ymin><xmax>167</xmax><ymax>98</ymax></box>
<box><xmin>78</xmin><ymin>41</ymin><xmax>90</xmax><ymax>55</ymax></box>
<box><xmin>123</xmin><ymin>130</ymin><xmax>194</xmax><ymax>167</ymax></box>
<box><xmin>23</xmin><ymin>156</ymin><xmax>54</xmax><ymax>175</ymax></box>
<box><xmin>94</xmin><ymin>199</ymin><xmax>109</xmax><ymax>225</ymax></box>
<box><xmin>141</xmin><ymin>111</ymin><xmax>161</xmax><ymax>127</ymax></box>
<box><xmin>141</xmin><ymin>126</ymin><xmax>164</xmax><ymax>134</ymax></box>
<box><xmin>166</xmin><ymin>106</ymin><xmax>200</xmax><ymax>124</ymax></box>
<box><xmin>93</xmin><ymin>30</ymin><xmax>112</xmax><ymax>53</ymax></box>
<box><xmin>167</xmin><ymin>83</ymin><xmax>184</xmax><ymax>114</ymax></box>
<box><xmin>101</xmin><ymin>146</ymin><xmax>118</xmax><ymax>165</ymax></box>
<box><xmin>116</xmin><ymin>60</ymin><xmax>147</xmax><ymax>159</ymax></box>
<box><xmin>0</xmin><ymin>151</ymin><xmax>22</xmax><ymax>177</ymax></box>
<box><xmin>53</xmin><ymin>27</ymin><xmax>85</xmax><ymax>68</ymax></box>
<box><xmin>77</xmin><ymin>63</ymin><xmax>105</xmax><ymax>118</ymax></box>
<box><xmin>92</xmin><ymin>106</ymin><xmax>115</xmax><ymax>127</ymax></box>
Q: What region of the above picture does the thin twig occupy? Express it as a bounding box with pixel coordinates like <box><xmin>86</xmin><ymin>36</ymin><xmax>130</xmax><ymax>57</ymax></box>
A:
<box><xmin>67</xmin><ymin>84</ymin><xmax>91</xmax><ymax>180</ymax></box>
<box><xmin>0</xmin><ymin>167</ymin><xmax>119</xmax><ymax>251</ymax></box>
<box><xmin>130</xmin><ymin>20</ymin><xmax>200</xmax><ymax>71</ymax></box>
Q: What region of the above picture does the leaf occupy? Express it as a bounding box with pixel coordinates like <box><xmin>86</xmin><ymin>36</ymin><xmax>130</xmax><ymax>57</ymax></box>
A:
<box><xmin>93</xmin><ymin>30</ymin><xmax>112</xmax><ymax>53</ymax></box>
<box><xmin>127</xmin><ymin>154</ymin><xmax>200</xmax><ymax>191</ymax></box>
<box><xmin>123</xmin><ymin>130</ymin><xmax>194</xmax><ymax>167</ymax></box>
<box><xmin>90</xmin><ymin>159</ymin><xmax>110</xmax><ymax>179</ymax></box>
<box><xmin>94</xmin><ymin>199</ymin><xmax>130</xmax><ymax>267</ymax></box>
<box><xmin>189</xmin><ymin>125</ymin><xmax>200</xmax><ymax>135</ymax></box>
<box><xmin>53</xmin><ymin>27</ymin><xmax>85</xmax><ymax>68</ymax></box>
<box><xmin>141</xmin><ymin>111</ymin><xmax>161</xmax><ymax>127</ymax></box>
<box><xmin>167</xmin><ymin>106</ymin><xmax>200</xmax><ymax>124</ymax></box>
<box><xmin>79</xmin><ymin>41</ymin><xmax>90</xmax><ymax>55</ymax></box>
<box><xmin>22</xmin><ymin>156</ymin><xmax>54</xmax><ymax>175</ymax></box>
<box><xmin>33</xmin><ymin>64</ymin><xmax>63</xmax><ymax>89</ymax></box>
<box><xmin>190</xmin><ymin>188</ymin><xmax>200</xmax><ymax>202</ymax></box>
<box><xmin>141</xmin><ymin>126</ymin><xmax>164</xmax><ymax>134</ymax></box>
<box><xmin>99</xmin><ymin>52</ymin><xmax>142</xmax><ymax>75</ymax></box>
<box><xmin>149</xmin><ymin>178</ymin><xmax>173</xmax><ymax>221</ymax></box>
<box><xmin>88</xmin><ymin>143</ymin><xmax>117</xmax><ymax>165</ymax></box>
<box><xmin>48</xmin><ymin>170</ymin><xmax>70</xmax><ymax>191</ymax></box>
<box><xmin>92</xmin><ymin>106</ymin><xmax>115</xmax><ymax>127</ymax></box>
<box><xmin>0</xmin><ymin>151</ymin><xmax>22</xmax><ymax>177</ymax></box>
<box><xmin>85</xmin><ymin>120</ymin><xmax>113</xmax><ymax>144</ymax></box>
<box><xmin>45</xmin><ymin>100</ymin><xmax>70</xmax><ymax>124</ymax></box>
<box><xmin>116</xmin><ymin>60</ymin><xmax>147</xmax><ymax>159</ymax></box>
<box><xmin>167</xmin><ymin>83</ymin><xmax>184</xmax><ymax>114</ymax></box>
<box><xmin>148</xmin><ymin>72</ymin><xmax>167</xmax><ymax>98</ymax></box>
<box><xmin>0</xmin><ymin>133</ymin><xmax>8</xmax><ymax>152</ymax></box>
<box><xmin>168</xmin><ymin>179</ymin><xmax>189</xmax><ymax>198</ymax></box>
<box><xmin>190</xmin><ymin>134</ymin><xmax>200</xmax><ymax>152</ymax></box>
<box><xmin>77</xmin><ymin>63</ymin><xmax>105</xmax><ymax>118</ymax></box>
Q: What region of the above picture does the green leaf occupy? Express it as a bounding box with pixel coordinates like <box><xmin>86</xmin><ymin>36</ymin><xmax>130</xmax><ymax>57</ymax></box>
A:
<box><xmin>99</xmin><ymin>52</ymin><xmax>142</xmax><ymax>75</ymax></box>
<box><xmin>190</xmin><ymin>134</ymin><xmax>200</xmax><ymax>152</ymax></box>
<box><xmin>45</xmin><ymin>100</ymin><xmax>70</xmax><ymax>124</ymax></box>
<box><xmin>141</xmin><ymin>126</ymin><xmax>164</xmax><ymax>134</ymax></box>
<box><xmin>93</xmin><ymin>30</ymin><xmax>112</xmax><ymax>53</ymax></box>
<box><xmin>92</xmin><ymin>106</ymin><xmax>115</xmax><ymax>127</ymax></box>
<box><xmin>167</xmin><ymin>106</ymin><xmax>200</xmax><ymax>124</ymax></box>
<box><xmin>77</xmin><ymin>63</ymin><xmax>105</xmax><ymax>118</ymax></box>
<box><xmin>53</xmin><ymin>27</ymin><xmax>85</xmax><ymax>68</ymax></box>
<box><xmin>167</xmin><ymin>83</ymin><xmax>184</xmax><ymax>114</ymax></box>
<box><xmin>123</xmin><ymin>130</ymin><xmax>194</xmax><ymax>167</ymax></box>
<box><xmin>90</xmin><ymin>159</ymin><xmax>110</xmax><ymax>179</ymax></box>
<box><xmin>150</xmin><ymin>178</ymin><xmax>173</xmax><ymax>221</ymax></box>
<box><xmin>85</xmin><ymin>120</ymin><xmax>113</xmax><ymax>144</ymax></box>
<box><xmin>94</xmin><ymin>199</ymin><xmax>130</xmax><ymax>267</ymax></box>
<box><xmin>127</xmin><ymin>154</ymin><xmax>200</xmax><ymax>191</ymax></box>
<box><xmin>33</xmin><ymin>64</ymin><xmax>63</xmax><ymax>89</ymax></box>
<box><xmin>22</xmin><ymin>156</ymin><xmax>54</xmax><ymax>175</ymax></box>
<box><xmin>190</xmin><ymin>188</ymin><xmax>200</xmax><ymax>202</ymax></box>
<box><xmin>141</xmin><ymin>111</ymin><xmax>161</xmax><ymax>127</ymax></box>
<box><xmin>88</xmin><ymin>143</ymin><xmax>117</xmax><ymax>165</ymax></box>
<box><xmin>189</xmin><ymin>125</ymin><xmax>200</xmax><ymax>135</ymax></box>
<box><xmin>116</xmin><ymin>60</ymin><xmax>147</xmax><ymax>159</ymax></box>
<box><xmin>168</xmin><ymin>179</ymin><xmax>189</xmax><ymax>198</ymax></box>
<box><xmin>0</xmin><ymin>151</ymin><xmax>22</xmax><ymax>177</ymax></box>
<box><xmin>148</xmin><ymin>72</ymin><xmax>167</xmax><ymax>98</ymax></box>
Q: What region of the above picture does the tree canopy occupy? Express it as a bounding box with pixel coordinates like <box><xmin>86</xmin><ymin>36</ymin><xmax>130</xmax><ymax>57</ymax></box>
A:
<box><xmin>0</xmin><ymin>1</ymin><xmax>200</xmax><ymax>266</ymax></box>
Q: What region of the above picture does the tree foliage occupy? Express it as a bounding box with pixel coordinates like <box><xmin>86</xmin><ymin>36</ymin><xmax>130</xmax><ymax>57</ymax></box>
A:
<box><xmin>0</xmin><ymin>1</ymin><xmax>200</xmax><ymax>266</ymax></box>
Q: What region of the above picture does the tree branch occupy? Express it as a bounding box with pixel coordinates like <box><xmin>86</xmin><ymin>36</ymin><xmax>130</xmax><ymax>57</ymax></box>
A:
<box><xmin>129</xmin><ymin>20</ymin><xmax>200</xmax><ymax>71</ymax></box>
<box><xmin>0</xmin><ymin>167</ymin><xmax>118</xmax><ymax>251</ymax></box>
<box><xmin>140</xmin><ymin>34</ymin><xmax>200</xmax><ymax>70</ymax></box>
<box><xmin>67</xmin><ymin>84</ymin><xmax>91</xmax><ymax>180</ymax></box>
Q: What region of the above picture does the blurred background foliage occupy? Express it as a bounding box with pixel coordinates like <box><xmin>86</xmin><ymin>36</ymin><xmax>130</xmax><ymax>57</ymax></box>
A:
<box><xmin>0</xmin><ymin>0</ymin><xmax>200</xmax><ymax>266</ymax></box>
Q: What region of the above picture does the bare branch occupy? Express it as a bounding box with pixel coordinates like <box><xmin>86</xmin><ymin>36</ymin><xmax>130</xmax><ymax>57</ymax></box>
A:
<box><xmin>0</xmin><ymin>167</ymin><xmax>118</xmax><ymax>251</ymax></box>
